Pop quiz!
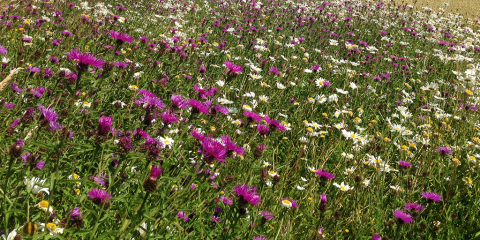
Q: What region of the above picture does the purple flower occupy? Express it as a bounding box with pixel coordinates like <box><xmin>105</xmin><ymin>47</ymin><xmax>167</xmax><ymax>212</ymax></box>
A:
<box><xmin>140</xmin><ymin>36</ymin><xmax>149</xmax><ymax>42</ymax></box>
<box><xmin>253</xmin><ymin>237</ymin><xmax>268</xmax><ymax>240</ymax></box>
<box><xmin>5</xmin><ymin>102</ymin><xmax>15</xmax><ymax>110</ymax></box>
<box><xmin>223</xmin><ymin>61</ymin><xmax>242</xmax><ymax>77</ymax></box>
<box><xmin>199</xmin><ymin>138</ymin><xmax>227</xmax><ymax>164</ymax></box>
<box><xmin>265</xmin><ymin>116</ymin><xmax>286</xmax><ymax>131</ymax></box>
<box><xmin>38</xmin><ymin>104</ymin><xmax>59</xmax><ymax>130</ymax></box>
<box><xmin>67</xmin><ymin>49</ymin><xmax>105</xmax><ymax>71</ymax></box>
<box><xmin>244</xmin><ymin>111</ymin><xmax>262</xmax><ymax>122</ymax></box>
<box><xmin>187</xmin><ymin>99</ymin><xmax>209</xmax><ymax>114</ymax></box>
<box><xmin>261</xmin><ymin>211</ymin><xmax>274</xmax><ymax>220</ymax></box>
<box><xmin>87</xmin><ymin>188</ymin><xmax>112</xmax><ymax>203</ymax></box>
<box><xmin>68</xmin><ymin>207</ymin><xmax>82</xmax><ymax>220</ymax></box>
<box><xmin>212</xmin><ymin>215</ymin><xmax>220</xmax><ymax>223</ymax></box>
<box><xmin>0</xmin><ymin>44</ymin><xmax>7</xmax><ymax>55</ymax></box>
<box><xmin>190</xmin><ymin>129</ymin><xmax>206</xmax><ymax>141</ymax></box>
<box><xmin>371</xmin><ymin>235</ymin><xmax>382</xmax><ymax>240</ymax></box>
<box><xmin>160</xmin><ymin>110</ymin><xmax>178</xmax><ymax>125</ymax></box>
<box><xmin>171</xmin><ymin>94</ymin><xmax>187</xmax><ymax>109</ymax></box>
<box><xmin>221</xmin><ymin>135</ymin><xmax>245</xmax><ymax>156</ymax></box>
<box><xmin>10</xmin><ymin>119</ymin><xmax>20</xmax><ymax>127</ymax></box>
<box><xmin>280</xmin><ymin>198</ymin><xmax>298</xmax><ymax>209</ymax></box>
<box><xmin>422</xmin><ymin>192</ymin><xmax>442</xmax><ymax>202</ymax></box>
<box><xmin>212</xmin><ymin>105</ymin><xmax>229</xmax><ymax>115</ymax></box>
<box><xmin>177</xmin><ymin>211</ymin><xmax>189</xmax><ymax>221</ymax></box>
<box><xmin>118</xmin><ymin>136</ymin><xmax>135</xmax><ymax>153</ymax></box>
<box><xmin>268</xmin><ymin>66</ymin><xmax>281</xmax><ymax>74</ymax></box>
<box><xmin>435</xmin><ymin>146</ymin><xmax>452</xmax><ymax>156</ymax></box>
<box><xmin>315</xmin><ymin>170</ymin><xmax>335</xmax><ymax>180</ymax></box>
<box><xmin>135</xmin><ymin>92</ymin><xmax>165</xmax><ymax>110</ymax></box>
<box><xmin>194</xmin><ymin>84</ymin><xmax>217</xmax><ymax>99</ymax></box>
<box><xmin>98</xmin><ymin>116</ymin><xmax>113</xmax><ymax>136</ymax></box>
<box><xmin>404</xmin><ymin>203</ymin><xmax>424</xmax><ymax>211</ymax></box>
<box><xmin>393</xmin><ymin>210</ymin><xmax>414</xmax><ymax>224</ymax></box>
<box><xmin>220</xmin><ymin>196</ymin><xmax>233</xmax><ymax>205</ymax></box>
<box><xmin>398</xmin><ymin>161</ymin><xmax>412</xmax><ymax>168</ymax></box>
<box><xmin>257</xmin><ymin>124</ymin><xmax>270</xmax><ymax>135</ymax></box>
<box><xmin>320</xmin><ymin>194</ymin><xmax>327</xmax><ymax>205</ymax></box>
<box><xmin>234</xmin><ymin>184</ymin><xmax>262</xmax><ymax>206</ymax></box>
<box><xmin>150</xmin><ymin>165</ymin><xmax>163</xmax><ymax>179</ymax></box>
<box><xmin>110</xmin><ymin>30</ymin><xmax>133</xmax><ymax>44</ymax></box>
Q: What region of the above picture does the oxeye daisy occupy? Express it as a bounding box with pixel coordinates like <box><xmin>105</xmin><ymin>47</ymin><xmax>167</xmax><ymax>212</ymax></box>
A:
<box><xmin>36</xmin><ymin>200</ymin><xmax>53</xmax><ymax>213</ymax></box>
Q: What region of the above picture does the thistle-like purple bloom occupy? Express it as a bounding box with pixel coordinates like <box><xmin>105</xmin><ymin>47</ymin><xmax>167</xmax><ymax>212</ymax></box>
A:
<box><xmin>435</xmin><ymin>146</ymin><xmax>452</xmax><ymax>156</ymax></box>
<box><xmin>212</xmin><ymin>105</ymin><xmax>229</xmax><ymax>115</ymax></box>
<box><xmin>110</xmin><ymin>30</ymin><xmax>133</xmax><ymax>45</ymax></box>
<box><xmin>244</xmin><ymin>111</ymin><xmax>262</xmax><ymax>122</ymax></box>
<box><xmin>160</xmin><ymin>110</ymin><xmax>178</xmax><ymax>125</ymax></box>
<box><xmin>68</xmin><ymin>207</ymin><xmax>82</xmax><ymax>220</ymax></box>
<box><xmin>371</xmin><ymin>235</ymin><xmax>382</xmax><ymax>240</ymax></box>
<box><xmin>398</xmin><ymin>161</ymin><xmax>412</xmax><ymax>168</ymax></box>
<box><xmin>0</xmin><ymin>44</ymin><xmax>7</xmax><ymax>55</ymax></box>
<box><xmin>38</xmin><ymin>104</ymin><xmax>59</xmax><ymax>130</ymax></box>
<box><xmin>315</xmin><ymin>170</ymin><xmax>335</xmax><ymax>180</ymax></box>
<box><xmin>199</xmin><ymin>138</ymin><xmax>227</xmax><ymax>164</ymax></box>
<box><xmin>234</xmin><ymin>184</ymin><xmax>262</xmax><ymax>206</ymax></box>
<box><xmin>10</xmin><ymin>119</ymin><xmax>20</xmax><ymax>127</ymax></box>
<box><xmin>265</xmin><ymin>116</ymin><xmax>286</xmax><ymax>131</ymax></box>
<box><xmin>393</xmin><ymin>210</ymin><xmax>414</xmax><ymax>224</ymax></box>
<box><xmin>190</xmin><ymin>129</ymin><xmax>206</xmax><ymax>141</ymax></box>
<box><xmin>253</xmin><ymin>237</ymin><xmax>268</xmax><ymax>240</ymax></box>
<box><xmin>257</xmin><ymin>124</ymin><xmax>270</xmax><ymax>135</ymax></box>
<box><xmin>221</xmin><ymin>135</ymin><xmax>245</xmax><ymax>156</ymax></box>
<box><xmin>422</xmin><ymin>192</ymin><xmax>442</xmax><ymax>202</ymax></box>
<box><xmin>194</xmin><ymin>84</ymin><xmax>218</xmax><ymax>99</ymax></box>
<box><xmin>171</xmin><ymin>94</ymin><xmax>187</xmax><ymax>109</ymax></box>
<box><xmin>87</xmin><ymin>188</ymin><xmax>112</xmax><ymax>203</ymax></box>
<box><xmin>261</xmin><ymin>211</ymin><xmax>274</xmax><ymax>220</ymax></box>
<box><xmin>136</xmin><ymin>93</ymin><xmax>165</xmax><ymax>110</ymax></box>
<box><xmin>150</xmin><ymin>165</ymin><xmax>163</xmax><ymax>179</ymax></box>
<box><xmin>268</xmin><ymin>66</ymin><xmax>281</xmax><ymax>74</ymax></box>
<box><xmin>98</xmin><ymin>116</ymin><xmax>113</xmax><ymax>136</ymax></box>
<box><xmin>404</xmin><ymin>203</ymin><xmax>424</xmax><ymax>211</ymax></box>
<box><xmin>320</xmin><ymin>194</ymin><xmax>327</xmax><ymax>205</ymax></box>
<box><xmin>187</xmin><ymin>99</ymin><xmax>209</xmax><ymax>115</ymax></box>
<box><xmin>67</xmin><ymin>49</ymin><xmax>105</xmax><ymax>71</ymax></box>
<box><xmin>220</xmin><ymin>196</ymin><xmax>233</xmax><ymax>205</ymax></box>
<box><xmin>223</xmin><ymin>61</ymin><xmax>242</xmax><ymax>77</ymax></box>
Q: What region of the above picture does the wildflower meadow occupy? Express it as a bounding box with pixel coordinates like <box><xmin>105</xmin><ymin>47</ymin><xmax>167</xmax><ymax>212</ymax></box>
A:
<box><xmin>1</xmin><ymin>0</ymin><xmax>480</xmax><ymax>239</ymax></box>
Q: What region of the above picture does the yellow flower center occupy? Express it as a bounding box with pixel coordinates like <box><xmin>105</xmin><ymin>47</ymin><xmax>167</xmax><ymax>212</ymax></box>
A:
<box><xmin>46</xmin><ymin>223</ymin><xmax>57</xmax><ymax>231</ymax></box>
<box><xmin>282</xmin><ymin>200</ymin><xmax>291</xmax><ymax>205</ymax></box>
<box><xmin>341</xmin><ymin>186</ymin><xmax>346</xmax><ymax>191</ymax></box>
<box><xmin>401</xmin><ymin>145</ymin><xmax>408</xmax><ymax>150</ymax></box>
<box><xmin>350</xmin><ymin>134</ymin><xmax>356</xmax><ymax>138</ymax></box>
<box><xmin>39</xmin><ymin>200</ymin><xmax>49</xmax><ymax>208</ymax></box>
<box><xmin>83</xmin><ymin>101</ymin><xmax>89</xmax><ymax>105</ymax></box>
<box><xmin>73</xmin><ymin>174</ymin><xmax>79</xmax><ymax>179</ymax></box>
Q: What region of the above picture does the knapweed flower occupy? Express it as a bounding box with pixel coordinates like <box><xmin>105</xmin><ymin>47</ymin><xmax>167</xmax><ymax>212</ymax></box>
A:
<box><xmin>187</xmin><ymin>99</ymin><xmax>209</xmax><ymax>114</ymax></box>
<box><xmin>404</xmin><ymin>203</ymin><xmax>424</xmax><ymax>211</ymax></box>
<box><xmin>422</xmin><ymin>192</ymin><xmax>442</xmax><ymax>202</ymax></box>
<box><xmin>244</xmin><ymin>111</ymin><xmax>263</xmax><ymax>123</ymax></box>
<box><xmin>143</xmin><ymin>165</ymin><xmax>163</xmax><ymax>192</ymax></box>
<box><xmin>393</xmin><ymin>210</ymin><xmax>414</xmax><ymax>224</ymax></box>
<box><xmin>9</xmin><ymin>139</ymin><xmax>24</xmax><ymax>158</ymax></box>
<box><xmin>136</xmin><ymin>90</ymin><xmax>165</xmax><ymax>110</ymax></box>
<box><xmin>223</xmin><ymin>61</ymin><xmax>242</xmax><ymax>77</ymax></box>
<box><xmin>171</xmin><ymin>94</ymin><xmax>187</xmax><ymax>109</ymax></box>
<box><xmin>253</xmin><ymin>237</ymin><xmax>268</xmax><ymax>240</ymax></box>
<box><xmin>220</xmin><ymin>196</ymin><xmax>233</xmax><ymax>205</ymax></box>
<box><xmin>98</xmin><ymin>116</ymin><xmax>113</xmax><ymax>136</ymax></box>
<box><xmin>398</xmin><ymin>161</ymin><xmax>412</xmax><ymax>169</ymax></box>
<box><xmin>265</xmin><ymin>116</ymin><xmax>286</xmax><ymax>131</ymax></box>
<box><xmin>221</xmin><ymin>135</ymin><xmax>245</xmax><ymax>157</ymax></box>
<box><xmin>87</xmin><ymin>188</ymin><xmax>112</xmax><ymax>206</ymax></box>
<box><xmin>199</xmin><ymin>138</ymin><xmax>227</xmax><ymax>164</ymax></box>
<box><xmin>435</xmin><ymin>146</ymin><xmax>452</xmax><ymax>156</ymax></box>
<box><xmin>280</xmin><ymin>198</ymin><xmax>298</xmax><ymax>209</ymax></box>
<box><xmin>177</xmin><ymin>211</ymin><xmax>189</xmax><ymax>222</ymax></box>
<box><xmin>38</xmin><ymin>104</ymin><xmax>59</xmax><ymax>130</ymax></box>
<box><xmin>67</xmin><ymin>49</ymin><xmax>105</xmax><ymax>72</ymax></box>
<box><xmin>234</xmin><ymin>184</ymin><xmax>261</xmax><ymax>206</ymax></box>
<box><xmin>315</xmin><ymin>170</ymin><xmax>335</xmax><ymax>180</ymax></box>
<box><xmin>0</xmin><ymin>44</ymin><xmax>7</xmax><ymax>55</ymax></box>
<box><xmin>261</xmin><ymin>211</ymin><xmax>274</xmax><ymax>221</ymax></box>
<box><xmin>110</xmin><ymin>30</ymin><xmax>133</xmax><ymax>45</ymax></box>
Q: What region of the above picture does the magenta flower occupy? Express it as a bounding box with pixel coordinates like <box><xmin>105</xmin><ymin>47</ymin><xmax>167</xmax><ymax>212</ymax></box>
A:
<box><xmin>221</xmin><ymin>135</ymin><xmax>245</xmax><ymax>156</ymax></box>
<box><xmin>177</xmin><ymin>211</ymin><xmax>189</xmax><ymax>221</ymax></box>
<box><xmin>211</xmin><ymin>105</ymin><xmax>229</xmax><ymax>115</ymax></box>
<box><xmin>150</xmin><ymin>165</ymin><xmax>163</xmax><ymax>179</ymax></box>
<box><xmin>257</xmin><ymin>124</ymin><xmax>270</xmax><ymax>135</ymax></box>
<box><xmin>0</xmin><ymin>44</ymin><xmax>7</xmax><ymax>55</ymax></box>
<box><xmin>67</xmin><ymin>49</ymin><xmax>105</xmax><ymax>71</ymax></box>
<box><xmin>220</xmin><ymin>196</ymin><xmax>233</xmax><ymax>205</ymax></box>
<box><xmin>212</xmin><ymin>215</ymin><xmax>220</xmax><ymax>223</ymax></box>
<box><xmin>135</xmin><ymin>91</ymin><xmax>165</xmax><ymax>110</ymax></box>
<box><xmin>393</xmin><ymin>210</ymin><xmax>414</xmax><ymax>224</ymax></box>
<box><xmin>268</xmin><ymin>66</ymin><xmax>281</xmax><ymax>74</ymax></box>
<box><xmin>422</xmin><ymin>192</ymin><xmax>442</xmax><ymax>202</ymax></box>
<box><xmin>253</xmin><ymin>237</ymin><xmax>268</xmax><ymax>240</ymax></box>
<box><xmin>38</xmin><ymin>104</ymin><xmax>59</xmax><ymax>130</ymax></box>
<box><xmin>199</xmin><ymin>138</ymin><xmax>227</xmax><ymax>164</ymax></box>
<box><xmin>315</xmin><ymin>170</ymin><xmax>335</xmax><ymax>180</ymax></box>
<box><xmin>435</xmin><ymin>146</ymin><xmax>452</xmax><ymax>156</ymax></box>
<box><xmin>371</xmin><ymin>235</ymin><xmax>382</xmax><ymax>240</ymax></box>
<box><xmin>187</xmin><ymin>99</ymin><xmax>209</xmax><ymax>115</ymax></box>
<box><xmin>320</xmin><ymin>194</ymin><xmax>327</xmax><ymax>205</ymax></box>
<box><xmin>160</xmin><ymin>110</ymin><xmax>178</xmax><ymax>125</ymax></box>
<box><xmin>223</xmin><ymin>61</ymin><xmax>242</xmax><ymax>77</ymax></box>
<box><xmin>68</xmin><ymin>207</ymin><xmax>82</xmax><ymax>220</ymax></box>
<box><xmin>398</xmin><ymin>161</ymin><xmax>412</xmax><ymax>168</ymax></box>
<box><xmin>404</xmin><ymin>203</ymin><xmax>424</xmax><ymax>211</ymax></box>
<box><xmin>234</xmin><ymin>184</ymin><xmax>261</xmax><ymax>206</ymax></box>
<box><xmin>243</xmin><ymin>111</ymin><xmax>262</xmax><ymax>123</ymax></box>
<box><xmin>261</xmin><ymin>211</ymin><xmax>274</xmax><ymax>220</ymax></box>
<box><xmin>194</xmin><ymin>84</ymin><xmax>217</xmax><ymax>99</ymax></box>
<box><xmin>110</xmin><ymin>30</ymin><xmax>133</xmax><ymax>45</ymax></box>
<box><xmin>87</xmin><ymin>188</ymin><xmax>112</xmax><ymax>203</ymax></box>
<box><xmin>190</xmin><ymin>129</ymin><xmax>206</xmax><ymax>141</ymax></box>
<box><xmin>171</xmin><ymin>94</ymin><xmax>187</xmax><ymax>109</ymax></box>
<box><xmin>98</xmin><ymin>116</ymin><xmax>113</xmax><ymax>136</ymax></box>
<box><xmin>265</xmin><ymin>116</ymin><xmax>286</xmax><ymax>131</ymax></box>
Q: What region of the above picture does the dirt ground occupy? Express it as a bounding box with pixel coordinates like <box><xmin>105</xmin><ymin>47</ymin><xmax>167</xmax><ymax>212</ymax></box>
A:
<box><xmin>393</xmin><ymin>0</ymin><xmax>480</xmax><ymax>20</ymax></box>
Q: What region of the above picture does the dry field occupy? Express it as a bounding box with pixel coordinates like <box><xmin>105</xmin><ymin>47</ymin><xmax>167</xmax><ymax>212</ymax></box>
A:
<box><xmin>398</xmin><ymin>0</ymin><xmax>480</xmax><ymax>19</ymax></box>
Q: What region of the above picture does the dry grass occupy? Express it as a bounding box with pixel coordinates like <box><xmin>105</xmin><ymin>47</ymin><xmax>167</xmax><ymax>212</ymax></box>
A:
<box><xmin>392</xmin><ymin>0</ymin><xmax>480</xmax><ymax>20</ymax></box>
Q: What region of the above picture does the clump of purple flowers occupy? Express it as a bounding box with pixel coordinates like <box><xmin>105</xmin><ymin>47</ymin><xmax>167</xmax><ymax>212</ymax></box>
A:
<box><xmin>67</xmin><ymin>49</ymin><xmax>105</xmax><ymax>72</ymax></box>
